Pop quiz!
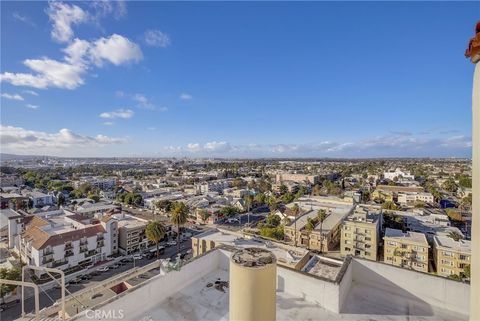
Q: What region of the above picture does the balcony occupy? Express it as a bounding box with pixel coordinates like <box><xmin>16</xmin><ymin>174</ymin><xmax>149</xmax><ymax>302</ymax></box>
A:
<box><xmin>80</xmin><ymin>239</ymin><xmax>88</xmax><ymax>246</ymax></box>
<box><xmin>65</xmin><ymin>250</ymin><xmax>74</xmax><ymax>257</ymax></box>
<box><xmin>79</xmin><ymin>245</ymin><xmax>88</xmax><ymax>253</ymax></box>
<box><xmin>97</xmin><ymin>240</ymin><xmax>105</xmax><ymax>247</ymax></box>
<box><xmin>42</xmin><ymin>257</ymin><xmax>53</xmax><ymax>264</ymax></box>
<box><xmin>65</xmin><ymin>243</ymin><xmax>73</xmax><ymax>250</ymax></box>
<box><xmin>43</xmin><ymin>249</ymin><xmax>54</xmax><ymax>256</ymax></box>
<box><xmin>97</xmin><ymin>235</ymin><xmax>105</xmax><ymax>241</ymax></box>
<box><xmin>52</xmin><ymin>260</ymin><xmax>67</xmax><ymax>268</ymax></box>
<box><xmin>85</xmin><ymin>250</ymin><xmax>98</xmax><ymax>258</ymax></box>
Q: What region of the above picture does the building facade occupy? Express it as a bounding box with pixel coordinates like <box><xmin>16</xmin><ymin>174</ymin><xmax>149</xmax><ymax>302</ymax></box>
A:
<box><xmin>433</xmin><ymin>236</ymin><xmax>471</xmax><ymax>278</ymax></box>
<box><xmin>383</xmin><ymin>228</ymin><xmax>429</xmax><ymax>273</ymax></box>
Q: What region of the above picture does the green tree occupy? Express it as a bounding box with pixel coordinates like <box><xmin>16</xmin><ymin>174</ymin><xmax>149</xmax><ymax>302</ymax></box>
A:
<box><xmin>317</xmin><ymin>209</ymin><xmax>327</xmax><ymax>252</ymax></box>
<box><xmin>305</xmin><ymin>217</ymin><xmax>315</xmax><ymax>250</ymax></box>
<box><xmin>382</xmin><ymin>201</ymin><xmax>398</xmax><ymax>211</ymax></box>
<box><xmin>0</xmin><ymin>268</ymin><xmax>21</xmax><ymax>303</ymax></box>
<box><xmin>291</xmin><ymin>204</ymin><xmax>300</xmax><ymax>247</ymax></box>
<box><xmin>220</xmin><ymin>206</ymin><xmax>238</xmax><ymax>217</ymax></box>
<box><xmin>447</xmin><ymin>231</ymin><xmax>464</xmax><ymax>241</ymax></box>
<box><xmin>198</xmin><ymin>209</ymin><xmax>211</xmax><ymax>224</ymax></box>
<box><xmin>268</xmin><ymin>197</ymin><xmax>278</xmax><ymax>213</ymax></box>
<box><xmin>145</xmin><ymin>221</ymin><xmax>166</xmax><ymax>258</ymax></box>
<box><xmin>244</xmin><ymin>194</ymin><xmax>254</xmax><ymax>212</ymax></box>
<box><xmin>170</xmin><ymin>202</ymin><xmax>189</xmax><ymax>253</ymax></box>
<box><xmin>463</xmin><ymin>264</ymin><xmax>471</xmax><ymax>278</ymax></box>
<box><xmin>458</xmin><ymin>175</ymin><xmax>472</xmax><ymax>188</ymax></box>
<box><xmin>442</xmin><ymin>178</ymin><xmax>458</xmax><ymax>193</ymax></box>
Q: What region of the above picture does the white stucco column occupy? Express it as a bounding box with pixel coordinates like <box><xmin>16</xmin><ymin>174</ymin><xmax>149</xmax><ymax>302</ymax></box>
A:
<box><xmin>470</xmin><ymin>60</ymin><xmax>479</xmax><ymax>321</ymax></box>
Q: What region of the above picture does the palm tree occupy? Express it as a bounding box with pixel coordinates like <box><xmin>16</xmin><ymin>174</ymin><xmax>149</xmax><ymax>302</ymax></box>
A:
<box><xmin>145</xmin><ymin>221</ymin><xmax>166</xmax><ymax>259</ymax></box>
<box><xmin>291</xmin><ymin>204</ymin><xmax>300</xmax><ymax>247</ymax></box>
<box><xmin>305</xmin><ymin>217</ymin><xmax>315</xmax><ymax>250</ymax></box>
<box><xmin>317</xmin><ymin>209</ymin><xmax>327</xmax><ymax>252</ymax></box>
<box><xmin>170</xmin><ymin>202</ymin><xmax>189</xmax><ymax>254</ymax></box>
<box><xmin>448</xmin><ymin>231</ymin><xmax>464</xmax><ymax>241</ymax></box>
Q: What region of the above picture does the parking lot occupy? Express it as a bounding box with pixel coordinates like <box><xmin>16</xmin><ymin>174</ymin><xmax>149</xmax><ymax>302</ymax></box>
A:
<box><xmin>1</xmin><ymin>234</ymin><xmax>194</xmax><ymax>321</ymax></box>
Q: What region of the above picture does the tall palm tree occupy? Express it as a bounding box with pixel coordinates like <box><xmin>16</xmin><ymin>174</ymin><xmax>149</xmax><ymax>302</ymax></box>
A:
<box><xmin>317</xmin><ymin>209</ymin><xmax>327</xmax><ymax>253</ymax></box>
<box><xmin>170</xmin><ymin>202</ymin><xmax>189</xmax><ymax>254</ymax></box>
<box><xmin>291</xmin><ymin>204</ymin><xmax>300</xmax><ymax>247</ymax></box>
<box><xmin>305</xmin><ymin>217</ymin><xmax>315</xmax><ymax>250</ymax></box>
<box><xmin>145</xmin><ymin>221</ymin><xmax>166</xmax><ymax>259</ymax></box>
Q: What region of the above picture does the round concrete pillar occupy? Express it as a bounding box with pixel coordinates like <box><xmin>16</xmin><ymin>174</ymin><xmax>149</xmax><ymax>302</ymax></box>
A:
<box><xmin>229</xmin><ymin>248</ymin><xmax>277</xmax><ymax>321</ymax></box>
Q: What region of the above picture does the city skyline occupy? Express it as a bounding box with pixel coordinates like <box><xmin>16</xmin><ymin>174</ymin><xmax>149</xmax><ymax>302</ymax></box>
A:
<box><xmin>1</xmin><ymin>1</ymin><xmax>477</xmax><ymax>158</ymax></box>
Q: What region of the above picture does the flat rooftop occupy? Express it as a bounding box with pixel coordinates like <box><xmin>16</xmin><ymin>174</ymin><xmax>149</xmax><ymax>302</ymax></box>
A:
<box><xmin>434</xmin><ymin>235</ymin><xmax>471</xmax><ymax>253</ymax></box>
<box><xmin>71</xmin><ymin>249</ymin><xmax>468</xmax><ymax>321</ymax></box>
<box><xmin>384</xmin><ymin>228</ymin><xmax>429</xmax><ymax>245</ymax></box>
<box><xmin>301</xmin><ymin>255</ymin><xmax>342</xmax><ymax>281</ymax></box>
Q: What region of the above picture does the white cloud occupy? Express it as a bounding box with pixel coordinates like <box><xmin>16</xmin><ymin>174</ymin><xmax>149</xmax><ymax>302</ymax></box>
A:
<box><xmin>1</xmin><ymin>93</ymin><xmax>24</xmax><ymax>101</ymax></box>
<box><xmin>23</xmin><ymin>90</ymin><xmax>39</xmax><ymax>96</ymax></box>
<box><xmin>0</xmin><ymin>124</ymin><xmax>125</xmax><ymax>155</ymax></box>
<box><xmin>2</xmin><ymin>34</ymin><xmax>142</xmax><ymax>90</ymax></box>
<box><xmin>90</xmin><ymin>34</ymin><xmax>143</xmax><ymax>66</ymax></box>
<box><xmin>133</xmin><ymin>94</ymin><xmax>154</xmax><ymax>109</ymax></box>
<box><xmin>144</xmin><ymin>30</ymin><xmax>171</xmax><ymax>48</ymax></box>
<box><xmin>180</xmin><ymin>93</ymin><xmax>193</xmax><ymax>101</ymax></box>
<box><xmin>102</xmin><ymin>121</ymin><xmax>114</xmax><ymax>126</ymax></box>
<box><xmin>99</xmin><ymin>109</ymin><xmax>134</xmax><ymax>119</ymax></box>
<box><xmin>12</xmin><ymin>12</ymin><xmax>36</xmax><ymax>27</ymax></box>
<box><xmin>26</xmin><ymin>104</ymin><xmax>39</xmax><ymax>109</ymax></box>
<box><xmin>160</xmin><ymin>132</ymin><xmax>472</xmax><ymax>158</ymax></box>
<box><xmin>46</xmin><ymin>2</ymin><xmax>88</xmax><ymax>43</ymax></box>
<box><xmin>90</xmin><ymin>0</ymin><xmax>126</xmax><ymax>21</ymax></box>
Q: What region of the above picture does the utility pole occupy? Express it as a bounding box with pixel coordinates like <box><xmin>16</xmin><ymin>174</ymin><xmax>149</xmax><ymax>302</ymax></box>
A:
<box><xmin>465</xmin><ymin>21</ymin><xmax>480</xmax><ymax>321</ymax></box>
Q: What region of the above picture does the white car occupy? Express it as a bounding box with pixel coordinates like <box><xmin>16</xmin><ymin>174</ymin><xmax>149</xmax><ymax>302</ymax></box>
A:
<box><xmin>167</xmin><ymin>241</ymin><xmax>177</xmax><ymax>246</ymax></box>
<box><xmin>133</xmin><ymin>254</ymin><xmax>143</xmax><ymax>260</ymax></box>
<box><xmin>97</xmin><ymin>266</ymin><xmax>109</xmax><ymax>272</ymax></box>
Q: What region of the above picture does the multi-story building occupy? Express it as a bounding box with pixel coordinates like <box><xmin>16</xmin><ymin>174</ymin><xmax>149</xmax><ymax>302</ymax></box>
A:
<box><xmin>194</xmin><ymin>179</ymin><xmax>230</xmax><ymax>195</ymax></box>
<box><xmin>275</xmin><ymin>173</ymin><xmax>320</xmax><ymax>185</ymax></box>
<box><xmin>383</xmin><ymin>228</ymin><xmax>429</xmax><ymax>273</ymax></box>
<box><xmin>18</xmin><ymin>213</ymin><xmax>118</xmax><ymax>276</ymax></box>
<box><xmin>341</xmin><ymin>207</ymin><xmax>381</xmax><ymax>261</ymax></box>
<box><xmin>117</xmin><ymin>214</ymin><xmax>149</xmax><ymax>255</ymax></box>
<box><xmin>433</xmin><ymin>235</ymin><xmax>471</xmax><ymax>278</ymax></box>
<box><xmin>383</xmin><ymin>169</ymin><xmax>415</xmax><ymax>180</ymax></box>
<box><xmin>23</xmin><ymin>190</ymin><xmax>54</xmax><ymax>208</ymax></box>
<box><xmin>74</xmin><ymin>177</ymin><xmax>117</xmax><ymax>191</ymax></box>
<box><xmin>284</xmin><ymin>201</ymin><xmax>353</xmax><ymax>252</ymax></box>
<box><xmin>397</xmin><ymin>192</ymin><xmax>434</xmax><ymax>205</ymax></box>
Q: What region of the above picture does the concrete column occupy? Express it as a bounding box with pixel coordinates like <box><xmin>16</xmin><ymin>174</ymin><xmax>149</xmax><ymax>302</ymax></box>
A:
<box><xmin>470</xmin><ymin>54</ymin><xmax>479</xmax><ymax>321</ymax></box>
<box><xmin>229</xmin><ymin>248</ymin><xmax>277</xmax><ymax>321</ymax></box>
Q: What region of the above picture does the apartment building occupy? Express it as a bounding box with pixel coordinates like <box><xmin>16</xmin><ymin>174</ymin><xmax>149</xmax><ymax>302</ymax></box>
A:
<box><xmin>194</xmin><ymin>179</ymin><xmax>230</xmax><ymax>195</ymax></box>
<box><xmin>397</xmin><ymin>192</ymin><xmax>434</xmax><ymax>205</ymax></box>
<box><xmin>433</xmin><ymin>235</ymin><xmax>471</xmax><ymax>278</ymax></box>
<box><xmin>23</xmin><ymin>190</ymin><xmax>54</xmax><ymax>208</ymax></box>
<box><xmin>18</xmin><ymin>214</ymin><xmax>118</xmax><ymax>276</ymax></box>
<box><xmin>341</xmin><ymin>207</ymin><xmax>381</xmax><ymax>261</ymax></box>
<box><xmin>383</xmin><ymin>169</ymin><xmax>415</xmax><ymax>180</ymax></box>
<box><xmin>74</xmin><ymin>177</ymin><xmax>117</xmax><ymax>191</ymax></box>
<box><xmin>383</xmin><ymin>228</ymin><xmax>429</xmax><ymax>273</ymax></box>
<box><xmin>117</xmin><ymin>214</ymin><xmax>148</xmax><ymax>255</ymax></box>
<box><xmin>275</xmin><ymin>173</ymin><xmax>320</xmax><ymax>184</ymax></box>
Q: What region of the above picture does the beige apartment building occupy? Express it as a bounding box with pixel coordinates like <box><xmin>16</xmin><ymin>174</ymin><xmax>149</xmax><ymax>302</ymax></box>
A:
<box><xmin>118</xmin><ymin>217</ymin><xmax>148</xmax><ymax>255</ymax></box>
<box><xmin>341</xmin><ymin>207</ymin><xmax>381</xmax><ymax>261</ymax></box>
<box><xmin>383</xmin><ymin>228</ymin><xmax>429</xmax><ymax>273</ymax></box>
<box><xmin>433</xmin><ymin>235</ymin><xmax>471</xmax><ymax>278</ymax></box>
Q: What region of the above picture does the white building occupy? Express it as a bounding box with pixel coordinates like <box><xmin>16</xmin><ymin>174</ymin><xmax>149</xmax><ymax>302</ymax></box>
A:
<box><xmin>24</xmin><ymin>190</ymin><xmax>54</xmax><ymax>207</ymax></box>
<box><xmin>397</xmin><ymin>192</ymin><xmax>434</xmax><ymax>205</ymax></box>
<box><xmin>16</xmin><ymin>213</ymin><xmax>118</xmax><ymax>276</ymax></box>
<box><xmin>383</xmin><ymin>168</ymin><xmax>415</xmax><ymax>180</ymax></box>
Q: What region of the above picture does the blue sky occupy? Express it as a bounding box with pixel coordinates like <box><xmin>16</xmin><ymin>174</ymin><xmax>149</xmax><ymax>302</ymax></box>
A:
<box><xmin>1</xmin><ymin>1</ymin><xmax>478</xmax><ymax>158</ymax></box>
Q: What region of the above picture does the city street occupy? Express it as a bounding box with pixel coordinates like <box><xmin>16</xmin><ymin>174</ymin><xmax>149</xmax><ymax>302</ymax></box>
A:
<box><xmin>1</xmin><ymin>238</ymin><xmax>192</xmax><ymax>321</ymax></box>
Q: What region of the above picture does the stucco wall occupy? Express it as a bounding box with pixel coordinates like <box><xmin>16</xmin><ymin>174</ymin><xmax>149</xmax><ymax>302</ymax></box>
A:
<box><xmin>351</xmin><ymin>258</ymin><xmax>469</xmax><ymax>316</ymax></box>
<box><xmin>276</xmin><ymin>266</ymin><xmax>340</xmax><ymax>313</ymax></box>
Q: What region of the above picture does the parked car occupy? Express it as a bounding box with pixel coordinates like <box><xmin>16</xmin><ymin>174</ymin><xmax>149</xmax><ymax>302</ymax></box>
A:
<box><xmin>132</xmin><ymin>254</ymin><xmax>143</xmax><ymax>260</ymax></box>
<box><xmin>54</xmin><ymin>282</ymin><xmax>71</xmax><ymax>289</ymax></box>
<box><xmin>89</xmin><ymin>271</ymin><xmax>101</xmax><ymax>276</ymax></box>
<box><xmin>0</xmin><ymin>299</ymin><xmax>19</xmax><ymax>311</ymax></box>
<box><xmin>97</xmin><ymin>266</ymin><xmax>109</xmax><ymax>272</ymax></box>
<box><xmin>80</xmin><ymin>274</ymin><xmax>92</xmax><ymax>280</ymax></box>
<box><xmin>69</xmin><ymin>277</ymin><xmax>82</xmax><ymax>285</ymax></box>
<box><xmin>111</xmin><ymin>264</ymin><xmax>120</xmax><ymax>269</ymax></box>
<box><xmin>120</xmin><ymin>258</ymin><xmax>133</xmax><ymax>263</ymax></box>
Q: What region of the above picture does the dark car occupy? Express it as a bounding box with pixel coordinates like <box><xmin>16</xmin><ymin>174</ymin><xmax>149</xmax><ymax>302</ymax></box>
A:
<box><xmin>80</xmin><ymin>274</ymin><xmax>92</xmax><ymax>280</ymax></box>
<box><xmin>0</xmin><ymin>299</ymin><xmax>20</xmax><ymax>312</ymax></box>
<box><xmin>121</xmin><ymin>257</ymin><xmax>133</xmax><ymax>263</ymax></box>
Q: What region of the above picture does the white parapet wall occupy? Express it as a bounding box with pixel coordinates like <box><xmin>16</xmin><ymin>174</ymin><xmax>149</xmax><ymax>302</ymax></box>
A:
<box><xmin>351</xmin><ymin>258</ymin><xmax>470</xmax><ymax>316</ymax></box>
